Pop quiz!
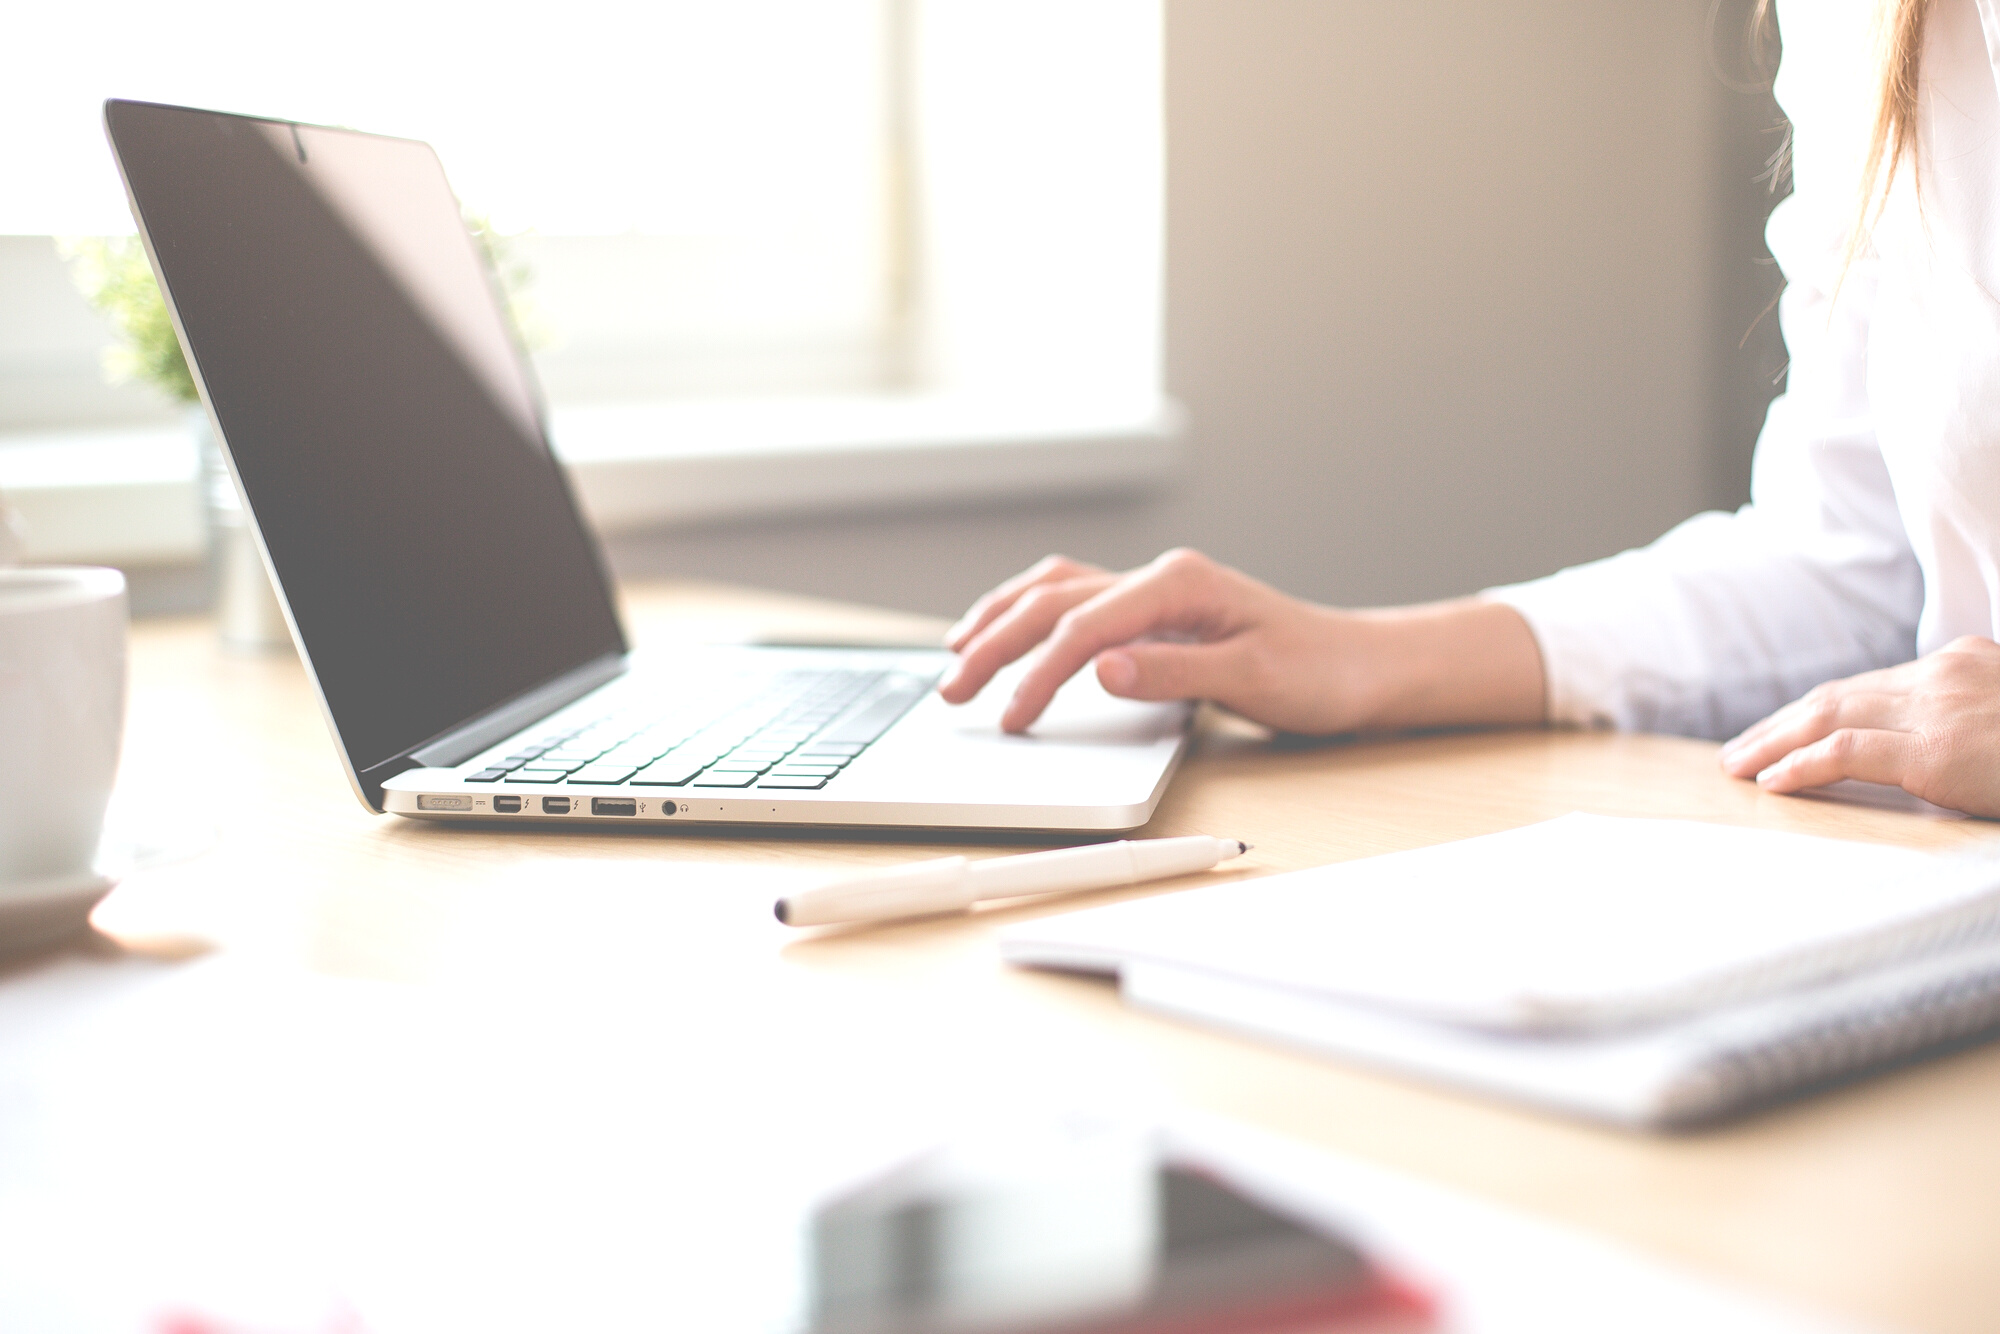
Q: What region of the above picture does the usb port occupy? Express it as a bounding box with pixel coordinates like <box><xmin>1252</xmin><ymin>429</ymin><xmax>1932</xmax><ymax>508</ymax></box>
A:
<box><xmin>493</xmin><ymin>794</ymin><xmax>522</xmax><ymax>813</ymax></box>
<box><xmin>591</xmin><ymin>797</ymin><xmax>637</xmax><ymax>817</ymax></box>
<box><xmin>541</xmin><ymin>796</ymin><xmax>571</xmax><ymax>815</ymax></box>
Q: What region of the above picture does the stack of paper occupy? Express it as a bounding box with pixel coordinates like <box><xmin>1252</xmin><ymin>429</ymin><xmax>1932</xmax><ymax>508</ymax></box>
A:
<box><xmin>999</xmin><ymin>815</ymin><xmax>2000</xmax><ymax>1128</ymax></box>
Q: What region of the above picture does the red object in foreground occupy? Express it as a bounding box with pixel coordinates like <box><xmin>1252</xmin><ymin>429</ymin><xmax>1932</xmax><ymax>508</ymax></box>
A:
<box><xmin>153</xmin><ymin>1303</ymin><xmax>370</xmax><ymax>1334</ymax></box>
<box><xmin>808</xmin><ymin>1160</ymin><xmax>1440</xmax><ymax>1334</ymax></box>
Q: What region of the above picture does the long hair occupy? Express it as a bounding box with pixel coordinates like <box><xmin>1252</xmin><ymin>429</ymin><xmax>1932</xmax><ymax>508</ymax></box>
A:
<box><xmin>1845</xmin><ymin>0</ymin><xmax>1933</xmax><ymax>280</ymax></box>
<box><xmin>1752</xmin><ymin>0</ymin><xmax>1931</xmax><ymax>286</ymax></box>
<box><xmin>1859</xmin><ymin>0</ymin><xmax>1932</xmax><ymax>220</ymax></box>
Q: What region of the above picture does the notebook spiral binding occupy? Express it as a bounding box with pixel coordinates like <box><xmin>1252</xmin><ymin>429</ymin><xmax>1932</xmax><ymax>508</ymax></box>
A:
<box><xmin>1656</xmin><ymin>877</ymin><xmax>2000</xmax><ymax>1035</ymax></box>
<box><xmin>1673</xmin><ymin>943</ymin><xmax>2000</xmax><ymax>1124</ymax></box>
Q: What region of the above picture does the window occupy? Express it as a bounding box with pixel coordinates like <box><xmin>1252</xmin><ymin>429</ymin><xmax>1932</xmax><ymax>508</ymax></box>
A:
<box><xmin>0</xmin><ymin>1</ymin><xmax>1175</xmax><ymax>563</ymax></box>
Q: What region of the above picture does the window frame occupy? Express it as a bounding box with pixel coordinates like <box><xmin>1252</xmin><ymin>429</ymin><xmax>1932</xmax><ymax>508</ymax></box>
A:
<box><xmin>0</xmin><ymin>0</ymin><xmax>1179</xmax><ymax>568</ymax></box>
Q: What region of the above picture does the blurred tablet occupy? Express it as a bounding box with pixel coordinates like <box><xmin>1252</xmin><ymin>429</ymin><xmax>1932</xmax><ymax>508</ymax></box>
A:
<box><xmin>805</xmin><ymin>1128</ymin><xmax>1435</xmax><ymax>1334</ymax></box>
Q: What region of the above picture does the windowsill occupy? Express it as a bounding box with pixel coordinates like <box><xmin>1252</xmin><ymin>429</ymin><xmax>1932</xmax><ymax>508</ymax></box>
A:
<box><xmin>0</xmin><ymin>394</ymin><xmax>1184</xmax><ymax>565</ymax></box>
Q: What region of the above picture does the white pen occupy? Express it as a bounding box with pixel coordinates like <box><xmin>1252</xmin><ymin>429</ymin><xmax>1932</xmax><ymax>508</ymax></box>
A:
<box><xmin>774</xmin><ymin>835</ymin><xmax>1250</xmax><ymax>927</ymax></box>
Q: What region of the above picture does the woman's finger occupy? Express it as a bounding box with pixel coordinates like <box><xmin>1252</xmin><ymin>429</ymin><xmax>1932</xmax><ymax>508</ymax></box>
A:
<box><xmin>1720</xmin><ymin>687</ymin><xmax>1909</xmax><ymax>779</ymax></box>
<box><xmin>944</xmin><ymin>555</ymin><xmax>1105</xmax><ymax>651</ymax></box>
<box><xmin>1002</xmin><ymin>552</ymin><xmax>1235</xmax><ymax>732</ymax></box>
<box><xmin>1754</xmin><ymin>727</ymin><xmax>1916</xmax><ymax>794</ymax></box>
<box><xmin>1722</xmin><ymin>660</ymin><xmax>1915</xmax><ymax>755</ymax></box>
<box><xmin>1096</xmin><ymin>639</ymin><xmax>1249</xmax><ymax>704</ymax></box>
<box><xmin>939</xmin><ymin>574</ymin><xmax>1116</xmax><ymax>704</ymax></box>
<box><xmin>1721</xmin><ymin>685</ymin><xmax>1848</xmax><ymax>759</ymax></box>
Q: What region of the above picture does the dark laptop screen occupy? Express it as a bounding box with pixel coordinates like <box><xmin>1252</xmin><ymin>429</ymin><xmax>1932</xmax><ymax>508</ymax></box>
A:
<box><xmin>105</xmin><ymin>100</ymin><xmax>626</xmax><ymax>783</ymax></box>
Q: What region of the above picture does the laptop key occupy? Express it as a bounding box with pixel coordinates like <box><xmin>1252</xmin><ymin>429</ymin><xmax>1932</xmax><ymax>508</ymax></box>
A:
<box><xmin>691</xmin><ymin>770</ymin><xmax>760</xmax><ymax>787</ymax></box>
<box><xmin>796</xmin><ymin>742</ymin><xmax>865</xmax><ymax>757</ymax></box>
<box><xmin>816</xmin><ymin>683</ymin><xmax>930</xmax><ymax>746</ymax></box>
<box><xmin>568</xmin><ymin>765</ymin><xmax>638</xmax><ymax>784</ymax></box>
<box><xmin>464</xmin><ymin>769</ymin><xmax>508</xmax><ymax>782</ymax></box>
<box><xmin>632</xmin><ymin>762</ymin><xmax>704</xmax><ymax>786</ymax></box>
<box><xmin>771</xmin><ymin>764</ymin><xmax>840</xmax><ymax>777</ymax></box>
<box><xmin>505</xmin><ymin>768</ymin><xmax>571</xmax><ymax>783</ymax></box>
<box><xmin>758</xmin><ymin>776</ymin><xmax>828</xmax><ymax>789</ymax></box>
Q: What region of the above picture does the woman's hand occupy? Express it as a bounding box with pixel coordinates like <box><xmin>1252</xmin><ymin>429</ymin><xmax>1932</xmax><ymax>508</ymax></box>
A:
<box><xmin>937</xmin><ymin>548</ymin><xmax>1547</xmax><ymax>735</ymax></box>
<box><xmin>1719</xmin><ymin>636</ymin><xmax>2000</xmax><ymax>816</ymax></box>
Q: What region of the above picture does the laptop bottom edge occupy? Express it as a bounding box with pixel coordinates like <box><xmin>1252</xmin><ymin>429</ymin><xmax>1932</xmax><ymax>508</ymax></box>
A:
<box><xmin>380</xmin><ymin>770</ymin><xmax>1182</xmax><ymax>835</ymax></box>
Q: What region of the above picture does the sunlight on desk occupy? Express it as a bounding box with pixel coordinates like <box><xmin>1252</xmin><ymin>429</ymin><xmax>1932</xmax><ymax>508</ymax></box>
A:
<box><xmin>5</xmin><ymin>581</ymin><xmax>1996</xmax><ymax>1334</ymax></box>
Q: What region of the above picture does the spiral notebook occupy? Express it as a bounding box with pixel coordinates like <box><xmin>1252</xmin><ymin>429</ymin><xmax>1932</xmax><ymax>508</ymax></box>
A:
<box><xmin>999</xmin><ymin>815</ymin><xmax>2000</xmax><ymax>1128</ymax></box>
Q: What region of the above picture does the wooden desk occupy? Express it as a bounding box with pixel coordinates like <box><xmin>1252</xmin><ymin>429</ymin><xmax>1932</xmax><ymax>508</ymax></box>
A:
<box><xmin>74</xmin><ymin>581</ymin><xmax>2000</xmax><ymax>1334</ymax></box>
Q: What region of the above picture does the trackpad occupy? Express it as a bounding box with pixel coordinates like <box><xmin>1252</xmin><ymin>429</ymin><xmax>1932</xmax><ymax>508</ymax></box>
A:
<box><xmin>846</xmin><ymin>661</ymin><xmax>1190</xmax><ymax>804</ymax></box>
<box><xmin>940</xmin><ymin>659</ymin><xmax>1187</xmax><ymax>744</ymax></box>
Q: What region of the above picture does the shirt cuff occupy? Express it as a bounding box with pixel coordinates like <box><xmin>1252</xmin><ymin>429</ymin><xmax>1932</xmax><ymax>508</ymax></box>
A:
<box><xmin>1480</xmin><ymin>576</ymin><xmax>1623</xmax><ymax>730</ymax></box>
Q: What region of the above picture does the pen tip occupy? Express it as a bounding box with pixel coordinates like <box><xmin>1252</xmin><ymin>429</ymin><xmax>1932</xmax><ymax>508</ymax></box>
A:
<box><xmin>773</xmin><ymin>900</ymin><xmax>791</xmax><ymax>925</ymax></box>
<box><xmin>1236</xmin><ymin>841</ymin><xmax>1251</xmax><ymax>855</ymax></box>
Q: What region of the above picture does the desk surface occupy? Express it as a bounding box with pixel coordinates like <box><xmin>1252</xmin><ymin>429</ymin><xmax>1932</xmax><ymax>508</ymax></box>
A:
<box><xmin>79</xmin><ymin>580</ymin><xmax>2000</xmax><ymax>1334</ymax></box>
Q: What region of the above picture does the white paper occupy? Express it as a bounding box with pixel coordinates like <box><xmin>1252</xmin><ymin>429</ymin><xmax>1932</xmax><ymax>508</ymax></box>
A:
<box><xmin>1002</xmin><ymin>814</ymin><xmax>2000</xmax><ymax>1031</ymax></box>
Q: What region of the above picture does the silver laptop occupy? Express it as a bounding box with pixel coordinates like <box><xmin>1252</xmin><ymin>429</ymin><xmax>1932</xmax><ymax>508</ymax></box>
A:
<box><xmin>105</xmin><ymin>100</ymin><xmax>1189</xmax><ymax>833</ymax></box>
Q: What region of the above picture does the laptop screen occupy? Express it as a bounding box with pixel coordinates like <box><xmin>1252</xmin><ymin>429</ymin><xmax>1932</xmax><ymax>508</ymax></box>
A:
<box><xmin>105</xmin><ymin>101</ymin><xmax>627</xmax><ymax>787</ymax></box>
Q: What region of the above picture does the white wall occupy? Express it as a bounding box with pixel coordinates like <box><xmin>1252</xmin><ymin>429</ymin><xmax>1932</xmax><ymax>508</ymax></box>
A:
<box><xmin>604</xmin><ymin>0</ymin><xmax>1787</xmax><ymax>617</ymax></box>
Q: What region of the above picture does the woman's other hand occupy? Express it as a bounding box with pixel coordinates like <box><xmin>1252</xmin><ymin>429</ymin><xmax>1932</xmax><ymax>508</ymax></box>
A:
<box><xmin>1719</xmin><ymin>636</ymin><xmax>2000</xmax><ymax>816</ymax></box>
<box><xmin>937</xmin><ymin>548</ymin><xmax>1546</xmax><ymax>735</ymax></box>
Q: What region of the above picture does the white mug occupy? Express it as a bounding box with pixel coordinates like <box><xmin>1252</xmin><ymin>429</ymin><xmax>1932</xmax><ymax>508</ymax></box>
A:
<box><xmin>0</xmin><ymin>567</ymin><xmax>127</xmax><ymax>889</ymax></box>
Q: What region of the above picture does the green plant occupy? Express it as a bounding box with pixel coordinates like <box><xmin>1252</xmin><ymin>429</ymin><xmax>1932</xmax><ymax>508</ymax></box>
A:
<box><xmin>465</xmin><ymin>213</ymin><xmax>550</xmax><ymax>352</ymax></box>
<box><xmin>59</xmin><ymin>215</ymin><xmax>544</xmax><ymax>406</ymax></box>
<box><xmin>57</xmin><ymin>236</ymin><xmax>197</xmax><ymax>404</ymax></box>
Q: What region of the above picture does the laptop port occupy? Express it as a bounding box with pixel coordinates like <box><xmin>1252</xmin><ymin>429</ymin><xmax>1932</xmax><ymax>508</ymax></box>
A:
<box><xmin>541</xmin><ymin>796</ymin><xmax>571</xmax><ymax>815</ymax></box>
<box><xmin>493</xmin><ymin>794</ymin><xmax>522</xmax><ymax>813</ymax></box>
<box><xmin>592</xmin><ymin>797</ymin><xmax>637</xmax><ymax>817</ymax></box>
<box><xmin>416</xmin><ymin>794</ymin><xmax>474</xmax><ymax>812</ymax></box>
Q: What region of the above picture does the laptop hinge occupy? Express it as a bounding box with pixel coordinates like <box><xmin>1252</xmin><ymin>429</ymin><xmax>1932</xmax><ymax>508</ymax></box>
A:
<box><xmin>406</xmin><ymin>651</ymin><xmax>629</xmax><ymax>772</ymax></box>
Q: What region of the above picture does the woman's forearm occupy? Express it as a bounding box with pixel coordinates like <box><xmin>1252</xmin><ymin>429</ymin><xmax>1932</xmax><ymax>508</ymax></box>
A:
<box><xmin>1347</xmin><ymin>598</ymin><xmax>1547</xmax><ymax>731</ymax></box>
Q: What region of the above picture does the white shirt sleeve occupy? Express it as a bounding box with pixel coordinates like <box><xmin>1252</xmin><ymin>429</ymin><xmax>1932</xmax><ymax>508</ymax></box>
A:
<box><xmin>1484</xmin><ymin>179</ymin><xmax>1923</xmax><ymax>740</ymax></box>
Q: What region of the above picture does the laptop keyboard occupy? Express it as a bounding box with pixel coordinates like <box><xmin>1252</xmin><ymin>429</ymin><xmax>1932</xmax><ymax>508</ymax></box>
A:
<box><xmin>460</xmin><ymin>667</ymin><xmax>938</xmax><ymax>792</ymax></box>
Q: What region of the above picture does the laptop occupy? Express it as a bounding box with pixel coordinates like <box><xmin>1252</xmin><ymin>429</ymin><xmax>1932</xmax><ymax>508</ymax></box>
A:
<box><xmin>103</xmin><ymin>99</ymin><xmax>1190</xmax><ymax>833</ymax></box>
